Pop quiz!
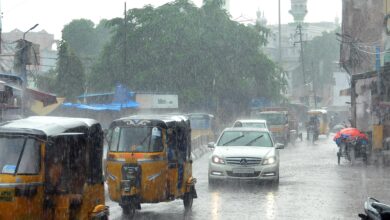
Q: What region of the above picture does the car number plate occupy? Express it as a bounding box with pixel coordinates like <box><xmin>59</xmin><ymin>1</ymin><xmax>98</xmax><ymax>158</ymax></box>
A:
<box><xmin>232</xmin><ymin>168</ymin><xmax>255</xmax><ymax>174</ymax></box>
<box><xmin>0</xmin><ymin>189</ymin><xmax>14</xmax><ymax>202</ymax></box>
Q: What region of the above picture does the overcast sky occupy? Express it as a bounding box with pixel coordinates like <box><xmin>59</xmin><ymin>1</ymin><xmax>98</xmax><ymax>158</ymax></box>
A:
<box><xmin>2</xmin><ymin>0</ymin><xmax>342</xmax><ymax>39</ymax></box>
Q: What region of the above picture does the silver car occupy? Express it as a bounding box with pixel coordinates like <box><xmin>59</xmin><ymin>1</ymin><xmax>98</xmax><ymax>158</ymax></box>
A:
<box><xmin>208</xmin><ymin>127</ymin><xmax>284</xmax><ymax>185</ymax></box>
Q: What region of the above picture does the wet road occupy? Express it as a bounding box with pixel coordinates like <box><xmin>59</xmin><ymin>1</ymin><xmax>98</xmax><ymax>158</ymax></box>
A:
<box><xmin>108</xmin><ymin>134</ymin><xmax>390</xmax><ymax>220</ymax></box>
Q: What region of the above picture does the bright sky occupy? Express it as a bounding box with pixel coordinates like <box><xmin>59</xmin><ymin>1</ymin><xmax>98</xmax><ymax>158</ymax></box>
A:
<box><xmin>2</xmin><ymin>0</ymin><xmax>341</xmax><ymax>39</ymax></box>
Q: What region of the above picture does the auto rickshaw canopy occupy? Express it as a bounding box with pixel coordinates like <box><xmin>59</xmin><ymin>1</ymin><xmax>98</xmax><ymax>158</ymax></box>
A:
<box><xmin>0</xmin><ymin>116</ymin><xmax>100</xmax><ymax>140</ymax></box>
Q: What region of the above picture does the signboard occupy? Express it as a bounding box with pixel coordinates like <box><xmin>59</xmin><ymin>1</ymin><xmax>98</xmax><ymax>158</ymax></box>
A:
<box><xmin>136</xmin><ymin>94</ymin><xmax>178</xmax><ymax>109</ymax></box>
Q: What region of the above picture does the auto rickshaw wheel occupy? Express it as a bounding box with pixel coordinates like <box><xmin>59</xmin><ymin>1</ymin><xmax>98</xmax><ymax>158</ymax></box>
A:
<box><xmin>183</xmin><ymin>191</ymin><xmax>194</xmax><ymax>210</ymax></box>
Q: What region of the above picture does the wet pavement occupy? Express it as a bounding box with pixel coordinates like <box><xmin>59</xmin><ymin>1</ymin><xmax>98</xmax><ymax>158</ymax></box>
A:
<box><xmin>108</xmin><ymin>134</ymin><xmax>390</xmax><ymax>220</ymax></box>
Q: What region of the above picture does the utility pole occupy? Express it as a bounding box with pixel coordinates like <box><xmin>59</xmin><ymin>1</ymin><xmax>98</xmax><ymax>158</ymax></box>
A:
<box><xmin>278</xmin><ymin>0</ymin><xmax>282</xmax><ymax>64</ymax></box>
<box><xmin>123</xmin><ymin>2</ymin><xmax>127</xmax><ymax>79</ymax></box>
<box><xmin>297</xmin><ymin>24</ymin><xmax>306</xmax><ymax>85</ymax></box>
<box><xmin>312</xmin><ymin>62</ymin><xmax>317</xmax><ymax>108</ymax></box>
<box><xmin>19</xmin><ymin>24</ymin><xmax>38</xmax><ymax>116</ymax></box>
<box><xmin>0</xmin><ymin>0</ymin><xmax>2</xmax><ymax>54</ymax></box>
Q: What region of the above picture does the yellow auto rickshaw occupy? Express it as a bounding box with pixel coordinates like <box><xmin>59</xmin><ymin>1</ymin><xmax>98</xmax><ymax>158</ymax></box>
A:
<box><xmin>105</xmin><ymin>114</ymin><xmax>197</xmax><ymax>216</ymax></box>
<box><xmin>0</xmin><ymin>116</ymin><xmax>109</xmax><ymax>220</ymax></box>
<box><xmin>307</xmin><ymin>109</ymin><xmax>329</xmax><ymax>136</ymax></box>
<box><xmin>187</xmin><ymin>113</ymin><xmax>215</xmax><ymax>142</ymax></box>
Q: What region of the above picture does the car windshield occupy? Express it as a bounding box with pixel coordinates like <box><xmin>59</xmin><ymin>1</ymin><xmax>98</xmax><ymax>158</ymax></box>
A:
<box><xmin>217</xmin><ymin>131</ymin><xmax>272</xmax><ymax>147</ymax></box>
<box><xmin>0</xmin><ymin>136</ymin><xmax>40</xmax><ymax>175</ymax></box>
<box><xmin>109</xmin><ymin>126</ymin><xmax>163</xmax><ymax>153</ymax></box>
<box><xmin>239</xmin><ymin>122</ymin><xmax>266</xmax><ymax>128</ymax></box>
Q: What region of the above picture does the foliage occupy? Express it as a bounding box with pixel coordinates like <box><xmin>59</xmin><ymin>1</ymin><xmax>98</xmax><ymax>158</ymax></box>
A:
<box><xmin>54</xmin><ymin>41</ymin><xmax>85</xmax><ymax>100</ymax></box>
<box><xmin>34</xmin><ymin>69</ymin><xmax>57</xmax><ymax>93</ymax></box>
<box><xmin>89</xmin><ymin>0</ymin><xmax>285</xmax><ymax>119</ymax></box>
<box><xmin>294</xmin><ymin>29</ymin><xmax>340</xmax><ymax>88</ymax></box>
<box><xmin>62</xmin><ymin>19</ymin><xmax>113</xmax><ymax>58</ymax></box>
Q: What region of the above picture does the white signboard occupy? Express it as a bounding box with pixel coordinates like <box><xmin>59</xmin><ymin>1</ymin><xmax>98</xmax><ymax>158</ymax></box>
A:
<box><xmin>136</xmin><ymin>94</ymin><xmax>178</xmax><ymax>109</ymax></box>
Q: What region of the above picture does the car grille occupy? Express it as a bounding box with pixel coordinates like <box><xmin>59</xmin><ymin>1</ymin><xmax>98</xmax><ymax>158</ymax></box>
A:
<box><xmin>226</xmin><ymin>171</ymin><xmax>261</xmax><ymax>177</ymax></box>
<box><xmin>225</xmin><ymin>157</ymin><xmax>262</xmax><ymax>166</ymax></box>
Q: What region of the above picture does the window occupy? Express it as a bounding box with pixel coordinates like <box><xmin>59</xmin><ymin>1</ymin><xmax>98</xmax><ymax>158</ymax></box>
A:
<box><xmin>0</xmin><ymin>137</ymin><xmax>40</xmax><ymax>175</ymax></box>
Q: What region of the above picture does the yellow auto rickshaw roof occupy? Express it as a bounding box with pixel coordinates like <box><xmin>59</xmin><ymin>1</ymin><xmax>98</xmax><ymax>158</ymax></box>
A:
<box><xmin>112</xmin><ymin>114</ymin><xmax>190</xmax><ymax>129</ymax></box>
<box><xmin>0</xmin><ymin>116</ymin><xmax>99</xmax><ymax>137</ymax></box>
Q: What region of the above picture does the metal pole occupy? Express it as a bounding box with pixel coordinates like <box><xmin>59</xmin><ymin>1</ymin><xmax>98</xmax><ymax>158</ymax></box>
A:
<box><xmin>21</xmin><ymin>24</ymin><xmax>38</xmax><ymax>116</ymax></box>
<box><xmin>21</xmin><ymin>24</ymin><xmax>39</xmax><ymax>84</ymax></box>
<box><xmin>123</xmin><ymin>2</ymin><xmax>127</xmax><ymax>78</ymax></box>
<box><xmin>298</xmin><ymin>24</ymin><xmax>306</xmax><ymax>85</ymax></box>
<box><xmin>278</xmin><ymin>0</ymin><xmax>282</xmax><ymax>64</ymax></box>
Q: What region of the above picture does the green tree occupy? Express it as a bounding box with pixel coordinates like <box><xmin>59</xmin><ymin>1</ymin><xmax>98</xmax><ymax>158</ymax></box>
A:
<box><xmin>294</xmin><ymin>29</ymin><xmax>340</xmax><ymax>89</ymax></box>
<box><xmin>55</xmin><ymin>41</ymin><xmax>85</xmax><ymax>100</ymax></box>
<box><xmin>90</xmin><ymin>0</ymin><xmax>285</xmax><ymax>120</ymax></box>
<box><xmin>62</xmin><ymin>19</ymin><xmax>97</xmax><ymax>58</ymax></box>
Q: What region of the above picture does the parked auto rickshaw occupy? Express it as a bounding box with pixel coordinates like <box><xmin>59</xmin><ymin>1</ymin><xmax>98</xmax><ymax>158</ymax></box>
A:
<box><xmin>105</xmin><ymin>115</ymin><xmax>197</xmax><ymax>216</ymax></box>
<box><xmin>0</xmin><ymin>116</ymin><xmax>109</xmax><ymax>220</ymax></box>
<box><xmin>307</xmin><ymin>109</ymin><xmax>329</xmax><ymax>136</ymax></box>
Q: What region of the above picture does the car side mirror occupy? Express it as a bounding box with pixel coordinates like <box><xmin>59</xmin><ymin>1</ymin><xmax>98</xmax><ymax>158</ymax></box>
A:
<box><xmin>208</xmin><ymin>142</ymin><xmax>215</xmax><ymax>148</ymax></box>
<box><xmin>275</xmin><ymin>143</ymin><xmax>284</xmax><ymax>149</ymax></box>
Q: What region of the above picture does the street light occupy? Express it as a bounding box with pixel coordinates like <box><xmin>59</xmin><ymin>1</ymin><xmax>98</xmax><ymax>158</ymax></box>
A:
<box><xmin>23</xmin><ymin>24</ymin><xmax>39</xmax><ymax>40</ymax></box>
<box><xmin>21</xmin><ymin>23</ymin><xmax>39</xmax><ymax>82</ymax></box>
<box><xmin>20</xmin><ymin>23</ymin><xmax>38</xmax><ymax>116</ymax></box>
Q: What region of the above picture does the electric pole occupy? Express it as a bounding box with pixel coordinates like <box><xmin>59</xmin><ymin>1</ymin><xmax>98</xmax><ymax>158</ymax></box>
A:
<box><xmin>294</xmin><ymin>23</ymin><xmax>308</xmax><ymax>106</ymax></box>
<box><xmin>123</xmin><ymin>2</ymin><xmax>127</xmax><ymax>79</ymax></box>
<box><xmin>278</xmin><ymin>0</ymin><xmax>282</xmax><ymax>64</ymax></box>
<box><xmin>297</xmin><ymin>24</ymin><xmax>306</xmax><ymax>85</ymax></box>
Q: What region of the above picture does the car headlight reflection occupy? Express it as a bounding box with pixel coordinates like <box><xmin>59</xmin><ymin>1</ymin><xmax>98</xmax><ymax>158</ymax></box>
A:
<box><xmin>212</xmin><ymin>156</ymin><xmax>225</xmax><ymax>164</ymax></box>
<box><xmin>262</xmin><ymin>157</ymin><xmax>276</xmax><ymax>165</ymax></box>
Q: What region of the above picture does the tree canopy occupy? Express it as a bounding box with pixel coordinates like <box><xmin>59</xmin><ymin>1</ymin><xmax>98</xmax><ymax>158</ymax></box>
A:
<box><xmin>294</xmin><ymin>29</ymin><xmax>340</xmax><ymax>88</ymax></box>
<box><xmin>54</xmin><ymin>41</ymin><xmax>85</xmax><ymax>100</ymax></box>
<box><xmin>89</xmin><ymin>0</ymin><xmax>285</xmax><ymax>118</ymax></box>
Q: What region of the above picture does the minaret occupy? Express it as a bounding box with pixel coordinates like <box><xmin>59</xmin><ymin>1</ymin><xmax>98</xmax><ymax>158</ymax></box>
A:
<box><xmin>289</xmin><ymin>0</ymin><xmax>307</xmax><ymax>24</ymax></box>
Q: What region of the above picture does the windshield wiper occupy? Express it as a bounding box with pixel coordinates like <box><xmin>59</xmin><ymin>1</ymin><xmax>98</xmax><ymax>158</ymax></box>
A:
<box><xmin>245</xmin><ymin>135</ymin><xmax>264</xmax><ymax>146</ymax></box>
<box><xmin>222</xmin><ymin>135</ymin><xmax>245</xmax><ymax>146</ymax></box>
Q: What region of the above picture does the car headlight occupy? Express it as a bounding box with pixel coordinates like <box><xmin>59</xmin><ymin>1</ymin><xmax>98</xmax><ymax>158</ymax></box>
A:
<box><xmin>212</xmin><ymin>156</ymin><xmax>225</xmax><ymax>164</ymax></box>
<box><xmin>262</xmin><ymin>156</ymin><xmax>276</xmax><ymax>165</ymax></box>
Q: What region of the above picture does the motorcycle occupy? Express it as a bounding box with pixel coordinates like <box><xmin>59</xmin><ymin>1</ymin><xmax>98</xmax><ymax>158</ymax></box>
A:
<box><xmin>359</xmin><ymin>197</ymin><xmax>390</xmax><ymax>220</ymax></box>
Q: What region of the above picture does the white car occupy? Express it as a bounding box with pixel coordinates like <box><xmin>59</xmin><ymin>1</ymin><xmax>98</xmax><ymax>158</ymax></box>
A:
<box><xmin>233</xmin><ymin>119</ymin><xmax>268</xmax><ymax>130</ymax></box>
<box><xmin>208</xmin><ymin>127</ymin><xmax>283</xmax><ymax>185</ymax></box>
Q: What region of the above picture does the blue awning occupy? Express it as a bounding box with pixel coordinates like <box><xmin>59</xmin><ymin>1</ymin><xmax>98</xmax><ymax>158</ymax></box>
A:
<box><xmin>62</xmin><ymin>101</ymin><xmax>139</xmax><ymax>111</ymax></box>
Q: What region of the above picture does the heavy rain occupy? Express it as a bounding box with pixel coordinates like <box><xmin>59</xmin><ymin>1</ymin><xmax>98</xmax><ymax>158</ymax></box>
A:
<box><xmin>0</xmin><ymin>0</ymin><xmax>390</xmax><ymax>219</ymax></box>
